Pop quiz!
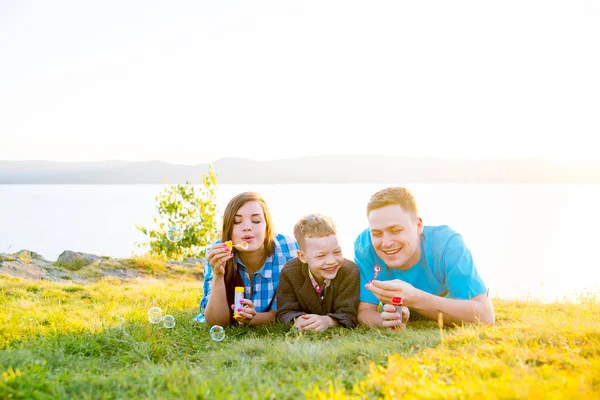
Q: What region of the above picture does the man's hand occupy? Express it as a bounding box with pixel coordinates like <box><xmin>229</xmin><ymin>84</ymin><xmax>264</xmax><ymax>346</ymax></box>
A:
<box><xmin>381</xmin><ymin>304</ymin><xmax>410</xmax><ymax>330</ymax></box>
<box><xmin>294</xmin><ymin>314</ymin><xmax>337</xmax><ymax>332</ymax></box>
<box><xmin>366</xmin><ymin>279</ymin><xmax>420</xmax><ymax>307</ymax></box>
<box><xmin>368</xmin><ymin>281</ymin><xmax>495</xmax><ymax>326</ymax></box>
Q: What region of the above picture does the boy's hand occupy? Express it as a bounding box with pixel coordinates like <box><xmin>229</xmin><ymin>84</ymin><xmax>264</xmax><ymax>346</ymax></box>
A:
<box><xmin>381</xmin><ymin>304</ymin><xmax>410</xmax><ymax>330</ymax></box>
<box><xmin>232</xmin><ymin>299</ymin><xmax>256</xmax><ymax>326</ymax></box>
<box><xmin>294</xmin><ymin>314</ymin><xmax>337</xmax><ymax>332</ymax></box>
<box><xmin>292</xmin><ymin>315</ymin><xmax>307</xmax><ymax>330</ymax></box>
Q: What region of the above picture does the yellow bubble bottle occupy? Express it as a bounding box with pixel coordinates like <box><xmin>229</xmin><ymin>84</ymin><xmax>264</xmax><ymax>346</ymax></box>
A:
<box><xmin>233</xmin><ymin>286</ymin><xmax>245</xmax><ymax>318</ymax></box>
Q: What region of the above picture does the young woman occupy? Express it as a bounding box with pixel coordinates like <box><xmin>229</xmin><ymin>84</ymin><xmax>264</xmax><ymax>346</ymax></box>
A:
<box><xmin>194</xmin><ymin>192</ymin><xmax>298</xmax><ymax>327</ymax></box>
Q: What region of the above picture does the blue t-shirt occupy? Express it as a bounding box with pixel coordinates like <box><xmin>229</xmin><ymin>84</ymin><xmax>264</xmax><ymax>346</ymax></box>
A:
<box><xmin>354</xmin><ymin>225</ymin><xmax>487</xmax><ymax>304</ymax></box>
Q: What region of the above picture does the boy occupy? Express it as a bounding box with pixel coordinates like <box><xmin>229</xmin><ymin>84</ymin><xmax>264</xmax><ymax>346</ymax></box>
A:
<box><xmin>276</xmin><ymin>214</ymin><xmax>359</xmax><ymax>331</ymax></box>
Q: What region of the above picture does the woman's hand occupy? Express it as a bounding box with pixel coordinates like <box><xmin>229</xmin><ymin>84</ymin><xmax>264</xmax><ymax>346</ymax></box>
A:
<box><xmin>233</xmin><ymin>298</ymin><xmax>257</xmax><ymax>326</ymax></box>
<box><xmin>206</xmin><ymin>242</ymin><xmax>234</xmax><ymax>277</ymax></box>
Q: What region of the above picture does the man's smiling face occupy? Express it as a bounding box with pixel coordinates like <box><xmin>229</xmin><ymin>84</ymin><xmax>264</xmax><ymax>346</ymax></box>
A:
<box><xmin>368</xmin><ymin>205</ymin><xmax>423</xmax><ymax>270</ymax></box>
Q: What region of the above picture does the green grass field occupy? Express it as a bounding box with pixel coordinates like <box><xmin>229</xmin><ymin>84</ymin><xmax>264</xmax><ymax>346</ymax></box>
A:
<box><xmin>1</xmin><ymin>274</ymin><xmax>599</xmax><ymax>399</ymax></box>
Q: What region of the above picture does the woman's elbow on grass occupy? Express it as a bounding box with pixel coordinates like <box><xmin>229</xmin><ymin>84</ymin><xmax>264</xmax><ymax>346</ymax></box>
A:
<box><xmin>205</xmin><ymin>314</ymin><xmax>231</xmax><ymax>327</ymax></box>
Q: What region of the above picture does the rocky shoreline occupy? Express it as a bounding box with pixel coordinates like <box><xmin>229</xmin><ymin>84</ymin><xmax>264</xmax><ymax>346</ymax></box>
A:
<box><xmin>0</xmin><ymin>249</ymin><xmax>205</xmax><ymax>284</ymax></box>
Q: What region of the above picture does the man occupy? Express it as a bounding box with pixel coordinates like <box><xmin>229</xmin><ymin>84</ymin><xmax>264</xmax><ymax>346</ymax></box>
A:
<box><xmin>354</xmin><ymin>187</ymin><xmax>494</xmax><ymax>327</ymax></box>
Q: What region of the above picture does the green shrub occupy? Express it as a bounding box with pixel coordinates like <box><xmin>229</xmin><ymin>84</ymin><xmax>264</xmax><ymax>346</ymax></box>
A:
<box><xmin>123</xmin><ymin>254</ymin><xmax>167</xmax><ymax>274</ymax></box>
<box><xmin>53</xmin><ymin>258</ymin><xmax>92</xmax><ymax>271</ymax></box>
<box><xmin>77</xmin><ymin>264</ymin><xmax>103</xmax><ymax>279</ymax></box>
<box><xmin>136</xmin><ymin>166</ymin><xmax>219</xmax><ymax>261</ymax></box>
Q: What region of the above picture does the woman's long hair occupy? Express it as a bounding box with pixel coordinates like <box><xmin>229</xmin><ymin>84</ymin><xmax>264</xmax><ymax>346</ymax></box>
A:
<box><xmin>222</xmin><ymin>192</ymin><xmax>275</xmax><ymax>282</ymax></box>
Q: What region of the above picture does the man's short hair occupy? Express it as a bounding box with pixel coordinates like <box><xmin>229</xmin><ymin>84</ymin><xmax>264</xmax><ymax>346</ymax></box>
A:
<box><xmin>367</xmin><ymin>187</ymin><xmax>419</xmax><ymax>218</ymax></box>
<box><xmin>293</xmin><ymin>213</ymin><xmax>337</xmax><ymax>250</ymax></box>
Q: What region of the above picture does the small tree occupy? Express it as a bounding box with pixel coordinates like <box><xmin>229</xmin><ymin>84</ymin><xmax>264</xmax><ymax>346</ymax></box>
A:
<box><xmin>136</xmin><ymin>166</ymin><xmax>219</xmax><ymax>261</ymax></box>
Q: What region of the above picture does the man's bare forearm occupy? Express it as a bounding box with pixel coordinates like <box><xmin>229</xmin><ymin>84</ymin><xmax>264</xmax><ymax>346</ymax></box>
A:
<box><xmin>357</xmin><ymin>307</ymin><xmax>383</xmax><ymax>327</ymax></box>
<box><xmin>412</xmin><ymin>291</ymin><xmax>494</xmax><ymax>326</ymax></box>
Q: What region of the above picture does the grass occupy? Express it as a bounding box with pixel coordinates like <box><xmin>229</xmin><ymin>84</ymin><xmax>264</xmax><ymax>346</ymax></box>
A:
<box><xmin>52</xmin><ymin>258</ymin><xmax>92</xmax><ymax>271</ymax></box>
<box><xmin>121</xmin><ymin>254</ymin><xmax>169</xmax><ymax>275</ymax></box>
<box><xmin>0</xmin><ymin>275</ymin><xmax>598</xmax><ymax>399</ymax></box>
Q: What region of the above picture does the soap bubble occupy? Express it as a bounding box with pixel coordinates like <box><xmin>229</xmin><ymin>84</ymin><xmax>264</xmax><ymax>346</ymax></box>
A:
<box><xmin>148</xmin><ymin>306</ymin><xmax>164</xmax><ymax>324</ymax></box>
<box><xmin>234</xmin><ymin>241</ymin><xmax>249</xmax><ymax>250</ymax></box>
<box><xmin>210</xmin><ymin>325</ymin><xmax>225</xmax><ymax>342</ymax></box>
<box><xmin>166</xmin><ymin>226</ymin><xmax>184</xmax><ymax>243</ymax></box>
<box><xmin>162</xmin><ymin>315</ymin><xmax>176</xmax><ymax>329</ymax></box>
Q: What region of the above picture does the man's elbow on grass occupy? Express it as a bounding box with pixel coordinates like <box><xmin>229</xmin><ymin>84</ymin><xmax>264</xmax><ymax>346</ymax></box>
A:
<box><xmin>357</xmin><ymin>314</ymin><xmax>375</xmax><ymax>327</ymax></box>
<box><xmin>357</xmin><ymin>302</ymin><xmax>380</xmax><ymax>327</ymax></box>
<box><xmin>481</xmin><ymin>312</ymin><xmax>495</xmax><ymax>326</ymax></box>
<box><xmin>438</xmin><ymin>295</ymin><xmax>495</xmax><ymax>326</ymax></box>
<box><xmin>474</xmin><ymin>311</ymin><xmax>495</xmax><ymax>326</ymax></box>
<box><xmin>467</xmin><ymin>295</ymin><xmax>495</xmax><ymax>326</ymax></box>
<box><xmin>477</xmin><ymin>297</ymin><xmax>495</xmax><ymax>326</ymax></box>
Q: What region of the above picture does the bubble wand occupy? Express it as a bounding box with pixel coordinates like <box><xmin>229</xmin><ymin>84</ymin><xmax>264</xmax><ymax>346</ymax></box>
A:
<box><xmin>225</xmin><ymin>240</ymin><xmax>249</xmax><ymax>251</ymax></box>
<box><xmin>370</xmin><ymin>265</ymin><xmax>381</xmax><ymax>283</ymax></box>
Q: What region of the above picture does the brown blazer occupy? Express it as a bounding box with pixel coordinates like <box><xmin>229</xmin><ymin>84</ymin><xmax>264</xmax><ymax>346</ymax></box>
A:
<box><xmin>276</xmin><ymin>257</ymin><xmax>360</xmax><ymax>328</ymax></box>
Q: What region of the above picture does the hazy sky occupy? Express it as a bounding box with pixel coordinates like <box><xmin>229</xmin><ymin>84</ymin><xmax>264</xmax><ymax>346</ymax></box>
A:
<box><xmin>1</xmin><ymin>1</ymin><xmax>599</xmax><ymax>165</ymax></box>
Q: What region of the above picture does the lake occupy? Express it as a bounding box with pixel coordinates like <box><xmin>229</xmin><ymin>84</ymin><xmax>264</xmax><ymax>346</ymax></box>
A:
<box><xmin>1</xmin><ymin>183</ymin><xmax>599</xmax><ymax>301</ymax></box>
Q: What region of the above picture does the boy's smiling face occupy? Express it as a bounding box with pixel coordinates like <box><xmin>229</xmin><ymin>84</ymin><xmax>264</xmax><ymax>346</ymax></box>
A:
<box><xmin>298</xmin><ymin>234</ymin><xmax>344</xmax><ymax>284</ymax></box>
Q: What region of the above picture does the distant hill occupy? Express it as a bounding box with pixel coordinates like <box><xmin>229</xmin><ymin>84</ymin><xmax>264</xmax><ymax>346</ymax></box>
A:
<box><xmin>1</xmin><ymin>156</ymin><xmax>599</xmax><ymax>184</ymax></box>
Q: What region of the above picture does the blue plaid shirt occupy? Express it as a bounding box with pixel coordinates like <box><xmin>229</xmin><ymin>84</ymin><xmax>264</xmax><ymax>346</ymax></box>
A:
<box><xmin>194</xmin><ymin>234</ymin><xmax>298</xmax><ymax>323</ymax></box>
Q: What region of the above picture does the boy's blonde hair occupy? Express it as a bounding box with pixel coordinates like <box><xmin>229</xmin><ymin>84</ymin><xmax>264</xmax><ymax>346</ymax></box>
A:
<box><xmin>293</xmin><ymin>214</ymin><xmax>337</xmax><ymax>250</ymax></box>
<box><xmin>367</xmin><ymin>187</ymin><xmax>419</xmax><ymax>219</ymax></box>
